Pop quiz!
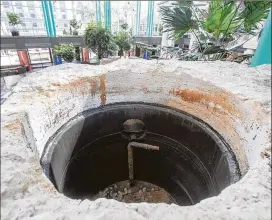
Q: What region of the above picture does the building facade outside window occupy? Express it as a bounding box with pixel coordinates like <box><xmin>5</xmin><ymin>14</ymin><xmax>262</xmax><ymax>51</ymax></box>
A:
<box><xmin>1</xmin><ymin>1</ymin><xmax>47</xmax><ymax>36</ymax></box>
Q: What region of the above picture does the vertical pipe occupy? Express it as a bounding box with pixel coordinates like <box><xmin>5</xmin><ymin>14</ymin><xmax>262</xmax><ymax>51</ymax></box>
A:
<box><xmin>96</xmin><ymin>1</ymin><xmax>99</xmax><ymax>22</ymax></box>
<box><xmin>150</xmin><ymin>1</ymin><xmax>154</xmax><ymax>36</ymax></box>
<box><xmin>250</xmin><ymin>9</ymin><xmax>271</xmax><ymax>67</ymax></box>
<box><xmin>49</xmin><ymin>48</ymin><xmax>53</xmax><ymax>64</ymax></box>
<box><xmin>104</xmin><ymin>1</ymin><xmax>108</xmax><ymax>29</ymax></box>
<box><xmin>108</xmin><ymin>1</ymin><xmax>111</xmax><ymax>31</ymax></box>
<box><xmin>127</xmin><ymin>145</ymin><xmax>134</xmax><ymax>186</ymax></box>
<box><xmin>136</xmin><ymin>1</ymin><xmax>141</xmax><ymax>36</ymax></box>
<box><xmin>41</xmin><ymin>1</ymin><xmax>50</xmax><ymax>36</ymax></box>
<box><xmin>136</xmin><ymin>1</ymin><xmax>139</xmax><ymax>36</ymax></box>
<box><xmin>147</xmin><ymin>1</ymin><xmax>151</xmax><ymax>36</ymax></box>
<box><xmin>96</xmin><ymin>1</ymin><xmax>101</xmax><ymax>24</ymax></box>
<box><xmin>104</xmin><ymin>1</ymin><xmax>107</xmax><ymax>28</ymax></box>
<box><xmin>98</xmin><ymin>1</ymin><xmax>101</xmax><ymax>24</ymax></box>
<box><xmin>103</xmin><ymin>1</ymin><xmax>111</xmax><ymax>31</ymax></box>
<box><xmin>48</xmin><ymin>0</ymin><xmax>56</xmax><ymax>37</ymax></box>
<box><xmin>44</xmin><ymin>1</ymin><xmax>52</xmax><ymax>37</ymax></box>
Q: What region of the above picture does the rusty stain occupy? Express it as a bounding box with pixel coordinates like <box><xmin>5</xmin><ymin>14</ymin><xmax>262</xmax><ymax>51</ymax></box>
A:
<box><xmin>99</xmin><ymin>74</ymin><xmax>106</xmax><ymax>105</ymax></box>
<box><xmin>90</xmin><ymin>78</ymin><xmax>97</xmax><ymax>97</ymax></box>
<box><xmin>4</xmin><ymin>119</ymin><xmax>22</xmax><ymax>131</ymax></box>
<box><xmin>167</xmin><ymin>99</ymin><xmax>248</xmax><ymax>175</ymax></box>
<box><xmin>51</xmin><ymin>77</ymin><xmax>94</xmax><ymax>91</ymax></box>
<box><xmin>38</xmin><ymin>76</ymin><xmax>107</xmax><ymax>99</ymax></box>
<box><xmin>4</xmin><ymin>119</ymin><xmax>27</xmax><ymax>140</ymax></box>
<box><xmin>51</xmin><ymin>82</ymin><xmax>61</xmax><ymax>87</ymax></box>
<box><xmin>169</xmin><ymin>88</ymin><xmax>239</xmax><ymax>116</ymax></box>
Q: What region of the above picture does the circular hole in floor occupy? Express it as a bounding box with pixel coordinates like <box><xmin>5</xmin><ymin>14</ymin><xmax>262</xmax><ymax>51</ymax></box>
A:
<box><xmin>41</xmin><ymin>103</ymin><xmax>241</xmax><ymax>205</ymax></box>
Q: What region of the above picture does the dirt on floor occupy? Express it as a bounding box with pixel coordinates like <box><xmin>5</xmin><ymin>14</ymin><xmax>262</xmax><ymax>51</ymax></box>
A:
<box><xmin>93</xmin><ymin>180</ymin><xmax>176</xmax><ymax>204</ymax></box>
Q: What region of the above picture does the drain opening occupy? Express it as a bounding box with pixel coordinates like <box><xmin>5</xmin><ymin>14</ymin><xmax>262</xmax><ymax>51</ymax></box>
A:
<box><xmin>41</xmin><ymin>103</ymin><xmax>241</xmax><ymax>205</ymax></box>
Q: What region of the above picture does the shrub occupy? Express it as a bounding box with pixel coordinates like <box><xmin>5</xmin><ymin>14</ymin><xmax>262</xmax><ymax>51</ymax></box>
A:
<box><xmin>114</xmin><ymin>30</ymin><xmax>132</xmax><ymax>56</ymax></box>
<box><xmin>54</xmin><ymin>44</ymin><xmax>75</xmax><ymax>62</ymax></box>
<box><xmin>83</xmin><ymin>22</ymin><xmax>112</xmax><ymax>59</ymax></box>
<box><xmin>7</xmin><ymin>13</ymin><xmax>21</xmax><ymax>26</ymax></box>
<box><xmin>70</xmin><ymin>19</ymin><xmax>81</xmax><ymax>36</ymax></box>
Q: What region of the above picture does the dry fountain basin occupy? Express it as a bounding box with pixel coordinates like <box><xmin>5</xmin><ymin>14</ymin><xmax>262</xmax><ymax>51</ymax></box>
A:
<box><xmin>1</xmin><ymin>60</ymin><xmax>271</xmax><ymax>219</ymax></box>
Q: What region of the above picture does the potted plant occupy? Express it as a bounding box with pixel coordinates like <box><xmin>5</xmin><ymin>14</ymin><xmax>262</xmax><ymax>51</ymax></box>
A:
<box><xmin>75</xmin><ymin>47</ymin><xmax>81</xmax><ymax>62</ymax></box>
<box><xmin>83</xmin><ymin>22</ymin><xmax>112</xmax><ymax>61</ymax></box>
<box><xmin>53</xmin><ymin>44</ymin><xmax>75</xmax><ymax>63</ymax></box>
<box><xmin>7</xmin><ymin>13</ymin><xmax>21</xmax><ymax>36</ymax></box>
<box><xmin>69</xmin><ymin>19</ymin><xmax>81</xmax><ymax>36</ymax></box>
<box><xmin>114</xmin><ymin>30</ymin><xmax>131</xmax><ymax>58</ymax></box>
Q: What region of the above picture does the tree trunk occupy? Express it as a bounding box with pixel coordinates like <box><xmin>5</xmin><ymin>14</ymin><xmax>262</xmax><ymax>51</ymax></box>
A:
<box><xmin>118</xmin><ymin>49</ymin><xmax>124</xmax><ymax>58</ymax></box>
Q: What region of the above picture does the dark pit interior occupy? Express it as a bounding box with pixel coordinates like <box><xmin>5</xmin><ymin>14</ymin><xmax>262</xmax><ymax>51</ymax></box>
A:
<box><xmin>41</xmin><ymin>103</ymin><xmax>241</xmax><ymax>206</ymax></box>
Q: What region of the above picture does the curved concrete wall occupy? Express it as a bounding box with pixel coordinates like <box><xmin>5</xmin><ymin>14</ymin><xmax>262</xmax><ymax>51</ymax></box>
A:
<box><xmin>1</xmin><ymin>60</ymin><xmax>271</xmax><ymax>219</ymax></box>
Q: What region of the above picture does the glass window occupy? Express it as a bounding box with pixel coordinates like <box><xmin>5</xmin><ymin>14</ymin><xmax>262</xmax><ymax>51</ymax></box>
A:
<box><xmin>64</xmin><ymin>23</ymin><xmax>68</xmax><ymax>27</ymax></box>
<box><xmin>1</xmin><ymin>1</ymin><xmax>47</xmax><ymax>36</ymax></box>
<box><xmin>62</xmin><ymin>14</ymin><xmax>66</xmax><ymax>19</ymax></box>
<box><xmin>1</xmin><ymin>49</ymin><xmax>20</xmax><ymax>66</ymax></box>
<box><xmin>33</xmin><ymin>23</ymin><xmax>38</xmax><ymax>27</ymax></box>
<box><xmin>28</xmin><ymin>48</ymin><xmax>51</xmax><ymax>64</ymax></box>
<box><xmin>2</xmin><ymin>1</ymin><xmax>9</xmax><ymax>8</ymax></box>
<box><xmin>27</xmin><ymin>2</ymin><xmax>35</xmax><ymax>7</ymax></box>
<box><xmin>15</xmin><ymin>2</ymin><xmax>22</xmax><ymax>6</ymax></box>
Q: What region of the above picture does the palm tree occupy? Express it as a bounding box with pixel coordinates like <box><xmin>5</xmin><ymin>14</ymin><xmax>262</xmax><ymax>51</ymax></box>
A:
<box><xmin>159</xmin><ymin>0</ymin><xmax>271</xmax><ymax>59</ymax></box>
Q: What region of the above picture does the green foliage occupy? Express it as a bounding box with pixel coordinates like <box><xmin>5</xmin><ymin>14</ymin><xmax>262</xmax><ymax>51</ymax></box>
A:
<box><xmin>204</xmin><ymin>1</ymin><xmax>242</xmax><ymax>39</ymax></box>
<box><xmin>70</xmin><ymin>19</ymin><xmax>81</xmax><ymax>36</ymax></box>
<box><xmin>158</xmin><ymin>24</ymin><xmax>163</xmax><ymax>35</ymax></box>
<box><xmin>7</xmin><ymin>13</ymin><xmax>21</xmax><ymax>26</ymax></box>
<box><xmin>75</xmin><ymin>47</ymin><xmax>80</xmax><ymax>61</ymax></box>
<box><xmin>114</xmin><ymin>30</ymin><xmax>132</xmax><ymax>52</ymax></box>
<box><xmin>159</xmin><ymin>0</ymin><xmax>271</xmax><ymax>61</ymax></box>
<box><xmin>160</xmin><ymin>4</ymin><xmax>198</xmax><ymax>39</ymax></box>
<box><xmin>120</xmin><ymin>23</ymin><xmax>128</xmax><ymax>30</ymax></box>
<box><xmin>69</xmin><ymin>19</ymin><xmax>81</xmax><ymax>30</ymax></box>
<box><xmin>239</xmin><ymin>1</ymin><xmax>271</xmax><ymax>33</ymax></box>
<box><xmin>83</xmin><ymin>22</ymin><xmax>112</xmax><ymax>59</ymax></box>
<box><xmin>160</xmin><ymin>0</ymin><xmax>271</xmax><ymax>40</ymax></box>
<box><xmin>108</xmin><ymin>40</ymin><xmax>118</xmax><ymax>53</ymax></box>
<box><xmin>54</xmin><ymin>44</ymin><xmax>75</xmax><ymax>62</ymax></box>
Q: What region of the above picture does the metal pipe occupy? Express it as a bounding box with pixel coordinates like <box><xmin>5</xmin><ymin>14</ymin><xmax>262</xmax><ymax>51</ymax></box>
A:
<box><xmin>41</xmin><ymin>1</ymin><xmax>50</xmax><ymax>36</ymax></box>
<box><xmin>44</xmin><ymin>1</ymin><xmax>52</xmax><ymax>37</ymax></box>
<box><xmin>48</xmin><ymin>0</ymin><xmax>57</xmax><ymax>37</ymax></box>
<box><xmin>127</xmin><ymin>141</ymin><xmax>159</xmax><ymax>186</ymax></box>
<box><xmin>136</xmin><ymin>1</ymin><xmax>141</xmax><ymax>36</ymax></box>
<box><xmin>128</xmin><ymin>142</ymin><xmax>159</xmax><ymax>151</ymax></box>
